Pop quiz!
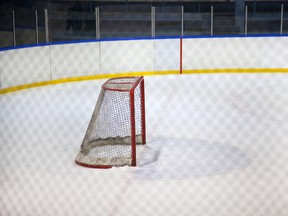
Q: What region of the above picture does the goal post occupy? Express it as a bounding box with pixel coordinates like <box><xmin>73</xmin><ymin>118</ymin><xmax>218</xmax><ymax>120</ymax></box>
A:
<box><xmin>75</xmin><ymin>76</ymin><xmax>146</xmax><ymax>168</ymax></box>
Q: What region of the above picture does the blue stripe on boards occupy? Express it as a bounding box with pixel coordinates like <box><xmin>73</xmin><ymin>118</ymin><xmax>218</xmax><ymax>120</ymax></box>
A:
<box><xmin>1</xmin><ymin>34</ymin><xmax>287</xmax><ymax>52</ymax></box>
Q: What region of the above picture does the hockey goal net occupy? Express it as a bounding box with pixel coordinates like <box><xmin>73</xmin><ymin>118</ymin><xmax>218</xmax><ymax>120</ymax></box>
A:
<box><xmin>75</xmin><ymin>76</ymin><xmax>146</xmax><ymax>168</ymax></box>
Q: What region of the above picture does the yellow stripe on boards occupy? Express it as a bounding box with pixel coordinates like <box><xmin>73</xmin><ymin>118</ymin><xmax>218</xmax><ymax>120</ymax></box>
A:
<box><xmin>182</xmin><ymin>68</ymin><xmax>288</xmax><ymax>74</ymax></box>
<box><xmin>1</xmin><ymin>68</ymin><xmax>288</xmax><ymax>95</ymax></box>
<box><xmin>0</xmin><ymin>70</ymin><xmax>178</xmax><ymax>94</ymax></box>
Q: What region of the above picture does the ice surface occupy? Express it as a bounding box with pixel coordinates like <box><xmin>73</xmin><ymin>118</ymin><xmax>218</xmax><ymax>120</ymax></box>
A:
<box><xmin>1</xmin><ymin>74</ymin><xmax>288</xmax><ymax>216</ymax></box>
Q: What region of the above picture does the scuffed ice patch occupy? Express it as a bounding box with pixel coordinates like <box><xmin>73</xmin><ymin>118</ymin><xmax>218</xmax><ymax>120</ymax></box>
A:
<box><xmin>134</xmin><ymin>138</ymin><xmax>251</xmax><ymax>180</ymax></box>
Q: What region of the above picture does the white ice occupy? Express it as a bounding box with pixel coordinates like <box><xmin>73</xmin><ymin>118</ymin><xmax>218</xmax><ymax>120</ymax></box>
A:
<box><xmin>1</xmin><ymin>74</ymin><xmax>288</xmax><ymax>216</ymax></box>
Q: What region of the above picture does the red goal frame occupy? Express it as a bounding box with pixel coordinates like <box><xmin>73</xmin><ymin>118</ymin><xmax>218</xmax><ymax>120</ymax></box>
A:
<box><xmin>75</xmin><ymin>76</ymin><xmax>146</xmax><ymax>168</ymax></box>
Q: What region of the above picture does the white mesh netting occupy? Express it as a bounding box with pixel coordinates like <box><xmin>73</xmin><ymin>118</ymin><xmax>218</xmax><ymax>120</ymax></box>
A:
<box><xmin>75</xmin><ymin>77</ymin><xmax>144</xmax><ymax>167</ymax></box>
